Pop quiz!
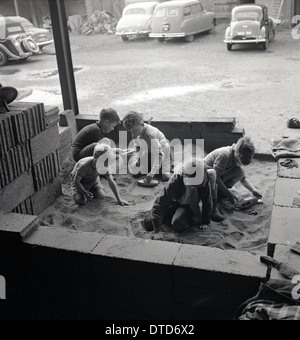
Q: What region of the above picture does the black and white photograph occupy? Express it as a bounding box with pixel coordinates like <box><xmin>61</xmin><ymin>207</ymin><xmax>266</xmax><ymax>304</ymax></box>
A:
<box><xmin>0</xmin><ymin>0</ymin><xmax>300</xmax><ymax>322</ymax></box>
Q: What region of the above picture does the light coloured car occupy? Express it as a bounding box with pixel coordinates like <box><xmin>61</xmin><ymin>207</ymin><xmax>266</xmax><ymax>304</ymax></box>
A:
<box><xmin>224</xmin><ymin>4</ymin><xmax>275</xmax><ymax>51</ymax></box>
<box><xmin>149</xmin><ymin>0</ymin><xmax>216</xmax><ymax>42</ymax></box>
<box><xmin>8</xmin><ymin>16</ymin><xmax>54</xmax><ymax>49</ymax></box>
<box><xmin>116</xmin><ymin>1</ymin><xmax>159</xmax><ymax>41</ymax></box>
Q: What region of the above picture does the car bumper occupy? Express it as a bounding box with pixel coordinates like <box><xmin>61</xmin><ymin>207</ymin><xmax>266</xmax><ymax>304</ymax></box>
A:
<box><xmin>36</xmin><ymin>39</ymin><xmax>54</xmax><ymax>48</ymax></box>
<box><xmin>149</xmin><ymin>33</ymin><xmax>186</xmax><ymax>38</ymax></box>
<box><xmin>116</xmin><ymin>30</ymin><xmax>150</xmax><ymax>36</ymax></box>
<box><xmin>224</xmin><ymin>38</ymin><xmax>266</xmax><ymax>44</ymax></box>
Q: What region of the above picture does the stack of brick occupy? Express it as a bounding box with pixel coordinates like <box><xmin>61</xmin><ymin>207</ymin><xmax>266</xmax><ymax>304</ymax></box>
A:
<box><xmin>0</xmin><ymin>102</ymin><xmax>62</xmax><ymax>216</ymax></box>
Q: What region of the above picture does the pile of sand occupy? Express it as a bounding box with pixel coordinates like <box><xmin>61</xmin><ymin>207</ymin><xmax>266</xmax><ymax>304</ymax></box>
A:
<box><xmin>38</xmin><ymin>159</ymin><xmax>277</xmax><ymax>253</ymax></box>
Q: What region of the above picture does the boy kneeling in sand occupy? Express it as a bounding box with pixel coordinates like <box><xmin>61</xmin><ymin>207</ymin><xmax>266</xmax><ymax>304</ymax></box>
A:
<box><xmin>123</xmin><ymin>111</ymin><xmax>172</xmax><ymax>183</ymax></box>
<box><xmin>144</xmin><ymin>158</ymin><xmax>221</xmax><ymax>233</ymax></box>
<box><xmin>71</xmin><ymin>143</ymin><xmax>130</xmax><ymax>206</ymax></box>
<box><xmin>204</xmin><ymin>137</ymin><xmax>262</xmax><ymax>210</ymax></box>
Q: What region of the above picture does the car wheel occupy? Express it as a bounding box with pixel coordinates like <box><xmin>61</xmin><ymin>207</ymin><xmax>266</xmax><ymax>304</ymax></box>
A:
<box><xmin>158</xmin><ymin>38</ymin><xmax>165</xmax><ymax>43</ymax></box>
<box><xmin>22</xmin><ymin>38</ymin><xmax>40</xmax><ymax>54</ymax></box>
<box><xmin>262</xmin><ymin>39</ymin><xmax>268</xmax><ymax>50</ymax></box>
<box><xmin>0</xmin><ymin>50</ymin><xmax>8</xmax><ymax>66</ymax></box>
<box><xmin>227</xmin><ymin>43</ymin><xmax>232</xmax><ymax>51</ymax></box>
<box><xmin>122</xmin><ymin>36</ymin><xmax>129</xmax><ymax>42</ymax></box>
<box><xmin>185</xmin><ymin>35</ymin><xmax>195</xmax><ymax>43</ymax></box>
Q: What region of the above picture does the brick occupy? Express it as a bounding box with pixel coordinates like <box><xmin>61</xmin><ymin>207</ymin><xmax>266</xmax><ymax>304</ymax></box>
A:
<box><xmin>278</xmin><ymin>158</ymin><xmax>300</xmax><ymax>179</ymax></box>
<box><xmin>0</xmin><ymin>212</ymin><xmax>38</xmax><ymax>238</ymax></box>
<box><xmin>59</xmin><ymin>110</ymin><xmax>78</xmax><ymax>140</ymax></box>
<box><xmin>92</xmin><ymin>235</ymin><xmax>181</xmax><ymax>266</ymax></box>
<box><xmin>30</xmin><ymin>124</ymin><xmax>60</xmax><ymax>164</ymax></box>
<box><xmin>270</xmin><ymin>244</ymin><xmax>300</xmax><ymax>280</ymax></box>
<box><xmin>268</xmin><ymin>206</ymin><xmax>300</xmax><ymax>246</ymax></box>
<box><xmin>173</xmin><ymin>244</ymin><xmax>266</xmax><ymax>278</ymax></box>
<box><xmin>25</xmin><ymin>226</ymin><xmax>104</xmax><ymax>253</ymax></box>
<box><xmin>44</xmin><ymin>106</ymin><xmax>60</xmax><ymax>129</ymax></box>
<box><xmin>31</xmin><ymin>176</ymin><xmax>62</xmax><ymax>215</ymax></box>
<box><xmin>274</xmin><ymin>178</ymin><xmax>300</xmax><ymax>207</ymax></box>
<box><xmin>0</xmin><ymin>170</ymin><xmax>35</xmax><ymax>213</ymax></box>
<box><xmin>59</xmin><ymin>126</ymin><xmax>73</xmax><ymax>150</ymax></box>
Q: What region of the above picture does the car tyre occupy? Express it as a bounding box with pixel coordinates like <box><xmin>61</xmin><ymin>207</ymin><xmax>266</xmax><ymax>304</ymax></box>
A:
<box><xmin>158</xmin><ymin>38</ymin><xmax>165</xmax><ymax>43</ymax></box>
<box><xmin>22</xmin><ymin>38</ymin><xmax>40</xmax><ymax>54</ymax></box>
<box><xmin>122</xmin><ymin>36</ymin><xmax>129</xmax><ymax>42</ymax></box>
<box><xmin>227</xmin><ymin>43</ymin><xmax>232</xmax><ymax>51</ymax></box>
<box><xmin>185</xmin><ymin>34</ymin><xmax>195</xmax><ymax>43</ymax></box>
<box><xmin>0</xmin><ymin>50</ymin><xmax>8</xmax><ymax>66</ymax></box>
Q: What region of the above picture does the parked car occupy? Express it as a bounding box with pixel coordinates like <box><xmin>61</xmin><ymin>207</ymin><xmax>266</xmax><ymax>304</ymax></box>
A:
<box><xmin>116</xmin><ymin>1</ymin><xmax>159</xmax><ymax>41</ymax></box>
<box><xmin>224</xmin><ymin>4</ymin><xmax>275</xmax><ymax>51</ymax></box>
<box><xmin>149</xmin><ymin>0</ymin><xmax>216</xmax><ymax>42</ymax></box>
<box><xmin>8</xmin><ymin>16</ymin><xmax>54</xmax><ymax>49</ymax></box>
<box><xmin>0</xmin><ymin>16</ymin><xmax>40</xmax><ymax>66</ymax></box>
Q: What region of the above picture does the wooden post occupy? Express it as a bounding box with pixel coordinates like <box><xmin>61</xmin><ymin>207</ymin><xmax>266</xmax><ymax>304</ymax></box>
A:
<box><xmin>48</xmin><ymin>0</ymin><xmax>79</xmax><ymax>115</ymax></box>
<box><xmin>13</xmin><ymin>0</ymin><xmax>20</xmax><ymax>16</ymax></box>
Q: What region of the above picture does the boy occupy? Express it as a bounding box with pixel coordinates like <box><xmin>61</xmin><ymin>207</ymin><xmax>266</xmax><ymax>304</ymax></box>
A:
<box><xmin>204</xmin><ymin>137</ymin><xmax>262</xmax><ymax>206</ymax></box>
<box><xmin>71</xmin><ymin>143</ymin><xmax>130</xmax><ymax>206</ymax></box>
<box><xmin>123</xmin><ymin>111</ymin><xmax>172</xmax><ymax>182</ymax></box>
<box><xmin>144</xmin><ymin>158</ymin><xmax>215</xmax><ymax>233</ymax></box>
<box><xmin>72</xmin><ymin>108</ymin><xmax>120</xmax><ymax>162</ymax></box>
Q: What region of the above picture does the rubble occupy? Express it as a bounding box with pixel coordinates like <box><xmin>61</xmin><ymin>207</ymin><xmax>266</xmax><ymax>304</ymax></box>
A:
<box><xmin>79</xmin><ymin>11</ymin><xmax>119</xmax><ymax>36</ymax></box>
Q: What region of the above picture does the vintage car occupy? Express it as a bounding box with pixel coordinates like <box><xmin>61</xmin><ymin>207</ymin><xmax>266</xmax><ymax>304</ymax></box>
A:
<box><xmin>116</xmin><ymin>2</ymin><xmax>159</xmax><ymax>41</ymax></box>
<box><xmin>0</xmin><ymin>16</ymin><xmax>40</xmax><ymax>66</ymax></box>
<box><xmin>149</xmin><ymin>0</ymin><xmax>216</xmax><ymax>42</ymax></box>
<box><xmin>11</xmin><ymin>16</ymin><xmax>54</xmax><ymax>49</ymax></box>
<box><xmin>224</xmin><ymin>4</ymin><xmax>275</xmax><ymax>51</ymax></box>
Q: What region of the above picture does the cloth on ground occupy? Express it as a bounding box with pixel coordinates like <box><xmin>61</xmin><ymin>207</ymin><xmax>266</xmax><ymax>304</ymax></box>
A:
<box><xmin>271</xmin><ymin>138</ymin><xmax>300</xmax><ymax>160</ymax></box>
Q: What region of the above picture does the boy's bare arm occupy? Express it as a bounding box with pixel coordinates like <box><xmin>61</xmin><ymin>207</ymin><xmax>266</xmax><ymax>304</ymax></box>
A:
<box><xmin>107</xmin><ymin>175</ymin><xmax>130</xmax><ymax>206</ymax></box>
<box><xmin>74</xmin><ymin>175</ymin><xmax>93</xmax><ymax>199</ymax></box>
<box><xmin>240</xmin><ymin>178</ymin><xmax>262</xmax><ymax>198</ymax></box>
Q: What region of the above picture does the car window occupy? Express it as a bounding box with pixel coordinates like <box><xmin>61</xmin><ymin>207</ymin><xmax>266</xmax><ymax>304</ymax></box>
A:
<box><xmin>192</xmin><ymin>4</ymin><xmax>198</xmax><ymax>15</ymax></box>
<box><xmin>6</xmin><ymin>25</ymin><xmax>23</xmax><ymax>35</ymax></box>
<box><xmin>125</xmin><ymin>8</ymin><xmax>147</xmax><ymax>15</ymax></box>
<box><xmin>166</xmin><ymin>8</ymin><xmax>179</xmax><ymax>17</ymax></box>
<box><xmin>184</xmin><ymin>6</ymin><xmax>192</xmax><ymax>16</ymax></box>
<box><xmin>234</xmin><ymin>11</ymin><xmax>262</xmax><ymax>21</ymax></box>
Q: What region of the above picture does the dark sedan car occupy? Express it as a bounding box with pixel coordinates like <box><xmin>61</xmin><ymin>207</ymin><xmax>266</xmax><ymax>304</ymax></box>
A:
<box><xmin>224</xmin><ymin>4</ymin><xmax>275</xmax><ymax>51</ymax></box>
<box><xmin>0</xmin><ymin>16</ymin><xmax>40</xmax><ymax>66</ymax></box>
<box><xmin>8</xmin><ymin>16</ymin><xmax>53</xmax><ymax>49</ymax></box>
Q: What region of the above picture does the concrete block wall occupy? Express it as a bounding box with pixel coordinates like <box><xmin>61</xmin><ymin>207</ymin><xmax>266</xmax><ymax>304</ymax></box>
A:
<box><xmin>0</xmin><ymin>103</ymin><xmax>62</xmax><ymax>216</ymax></box>
<box><xmin>75</xmin><ymin>114</ymin><xmax>245</xmax><ymax>155</ymax></box>
<box><xmin>267</xmin><ymin>128</ymin><xmax>300</xmax><ymax>262</ymax></box>
<box><xmin>0</xmin><ymin>220</ymin><xmax>268</xmax><ymax>320</ymax></box>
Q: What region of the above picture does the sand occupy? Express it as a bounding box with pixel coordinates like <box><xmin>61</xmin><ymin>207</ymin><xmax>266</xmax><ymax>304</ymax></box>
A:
<box><xmin>38</xmin><ymin>158</ymin><xmax>277</xmax><ymax>254</ymax></box>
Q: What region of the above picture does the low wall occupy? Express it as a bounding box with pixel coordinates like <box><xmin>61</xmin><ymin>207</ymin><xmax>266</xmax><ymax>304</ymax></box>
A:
<box><xmin>75</xmin><ymin>114</ymin><xmax>244</xmax><ymax>154</ymax></box>
<box><xmin>0</xmin><ymin>220</ymin><xmax>267</xmax><ymax>320</ymax></box>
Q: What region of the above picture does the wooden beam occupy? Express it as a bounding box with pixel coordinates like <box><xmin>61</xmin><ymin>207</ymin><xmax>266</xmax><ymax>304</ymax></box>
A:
<box><xmin>48</xmin><ymin>0</ymin><xmax>79</xmax><ymax>115</ymax></box>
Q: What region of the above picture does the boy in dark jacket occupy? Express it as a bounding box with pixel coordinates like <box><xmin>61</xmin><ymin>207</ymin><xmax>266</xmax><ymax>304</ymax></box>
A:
<box><xmin>144</xmin><ymin>158</ymin><xmax>214</xmax><ymax>233</ymax></box>
<box><xmin>72</xmin><ymin>108</ymin><xmax>120</xmax><ymax>162</ymax></box>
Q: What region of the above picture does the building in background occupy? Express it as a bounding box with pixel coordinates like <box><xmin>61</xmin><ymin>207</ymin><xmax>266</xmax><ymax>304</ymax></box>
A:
<box><xmin>0</xmin><ymin>0</ymin><xmax>298</xmax><ymax>29</ymax></box>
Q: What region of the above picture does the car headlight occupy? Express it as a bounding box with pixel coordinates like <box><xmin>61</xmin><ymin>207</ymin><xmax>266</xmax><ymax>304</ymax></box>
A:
<box><xmin>15</xmin><ymin>41</ymin><xmax>20</xmax><ymax>47</ymax></box>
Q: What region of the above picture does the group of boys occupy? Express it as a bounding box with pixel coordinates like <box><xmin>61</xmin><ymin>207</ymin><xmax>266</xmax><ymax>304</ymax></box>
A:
<box><xmin>71</xmin><ymin>108</ymin><xmax>262</xmax><ymax>232</ymax></box>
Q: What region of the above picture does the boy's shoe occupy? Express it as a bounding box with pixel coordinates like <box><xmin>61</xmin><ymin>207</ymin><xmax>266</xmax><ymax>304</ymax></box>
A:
<box><xmin>212</xmin><ymin>208</ymin><xmax>224</xmax><ymax>222</ymax></box>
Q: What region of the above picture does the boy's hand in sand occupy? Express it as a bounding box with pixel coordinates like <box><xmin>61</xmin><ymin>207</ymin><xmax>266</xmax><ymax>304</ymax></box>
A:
<box><xmin>252</xmin><ymin>190</ymin><xmax>262</xmax><ymax>199</ymax></box>
<box><xmin>118</xmin><ymin>199</ymin><xmax>130</xmax><ymax>206</ymax></box>
<box><xmin>84</xmin><ymin>192</ymin><xmax>94</xmax><ymax>200</ymax></box>
<box><xmin>228</xmin><ymin>193</ymin><xmax>238</xmax><ymax>205</ymax></box>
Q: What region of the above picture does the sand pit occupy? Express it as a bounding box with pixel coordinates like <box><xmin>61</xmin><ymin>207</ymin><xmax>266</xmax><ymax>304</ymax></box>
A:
<box><xmin>38</xmin><ymin>158</ymin><xmax>277</xmax><ymax>254</ymax></box>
